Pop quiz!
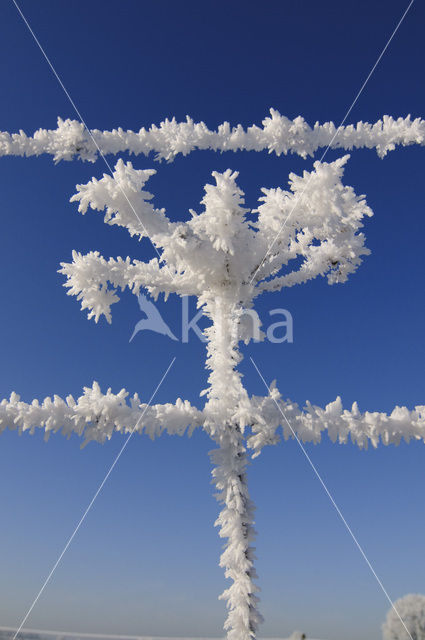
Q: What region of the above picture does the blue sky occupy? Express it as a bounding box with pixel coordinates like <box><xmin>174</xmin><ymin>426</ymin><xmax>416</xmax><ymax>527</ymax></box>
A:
<box><xmin>0</xmin><ymin>1</ymin><xmax>424</xmax><ymax>640</ymax></box>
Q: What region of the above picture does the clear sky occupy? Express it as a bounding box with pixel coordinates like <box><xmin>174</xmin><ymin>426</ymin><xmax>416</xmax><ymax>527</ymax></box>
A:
<box><xmin>0</xmin><ymin>2</ymin><xmax>424</xmax><ymax>640</ymax></box>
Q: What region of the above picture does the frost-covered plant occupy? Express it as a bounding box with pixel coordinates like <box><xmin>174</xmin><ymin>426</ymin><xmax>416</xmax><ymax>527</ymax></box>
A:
<box><xmin>383</xmin><ymin>594</ymin><xmax>425</xmax><ymax>640</ymax></box>
<box><xmin>1</xmin><ymin>111</ymin><xmax>425</xmax><ymax>640</ymax></box>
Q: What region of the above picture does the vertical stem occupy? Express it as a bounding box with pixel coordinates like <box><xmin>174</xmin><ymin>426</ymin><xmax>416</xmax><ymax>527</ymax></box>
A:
<box><xmin>210</xmin><ymin>428</ymin><xmax>262</xmax><ymax>640</ymax></box>
<box><xmin>204</xmin><ymin>293</ymin><xmax>262</xmax><ymax>640</ymax></box>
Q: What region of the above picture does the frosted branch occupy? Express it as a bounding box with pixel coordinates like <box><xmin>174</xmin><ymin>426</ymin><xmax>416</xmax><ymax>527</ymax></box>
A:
<box><xmin>254</xmin><ymin>156</ymin><xmax>372</xmax><ymax>288</ymax></box>
<box><xmin>59</xmin><ymin>251</ymin><xmax>193</xmax><ymax>323</ymax></box>
<box><xmin>70</xmin><ymin>159</ymin><xmax>174</xmax><ymax>242</ymax></box>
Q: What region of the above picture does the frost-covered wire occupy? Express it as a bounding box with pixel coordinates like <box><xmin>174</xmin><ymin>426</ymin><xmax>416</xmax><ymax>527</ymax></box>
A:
<box><xmin>248</xmin><ymin>382</ymin><xmax>425</xmax><ymax>457</ymax></box>
<box><xmin>0</xmin><ymin>382</ymin><xmax>203</xmax><ymax>447</ymax></box>
<box><xmin>0</xmin><ymin>110</ymin><xmax>424</xmax><ymax>163</ymax></box>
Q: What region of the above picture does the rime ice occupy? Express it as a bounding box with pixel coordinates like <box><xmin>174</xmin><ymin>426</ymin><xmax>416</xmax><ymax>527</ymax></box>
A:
<box><xmin>1</xmin><ymin>111</ymin><xmax>425</xmax><ymax>640</ymax></box>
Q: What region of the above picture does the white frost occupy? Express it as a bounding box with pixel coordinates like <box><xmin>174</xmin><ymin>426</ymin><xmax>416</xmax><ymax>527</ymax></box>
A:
<box><xmin>1</xmin><ymin>111</ymin><xmax>424</xmax><ymax>640</ymax></box>
<box><xmin>0</xmin><ymin>110</ymin><xmax>423</xmax><ymax>162</ymax></box>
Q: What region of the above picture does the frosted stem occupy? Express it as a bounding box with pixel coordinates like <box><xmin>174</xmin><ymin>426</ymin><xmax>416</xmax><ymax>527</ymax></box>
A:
<box><xmin>211</xmin><ymin>428</ymin><xmax>262</xmax><ymax>640</ymax></box>
<box><xmin>204</xmin><ymin>293</ymin><xmax>262</xmax><ymax>640</ymax></box>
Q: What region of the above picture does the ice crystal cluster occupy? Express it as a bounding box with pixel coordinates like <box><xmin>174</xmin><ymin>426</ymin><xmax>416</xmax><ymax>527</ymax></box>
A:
<box><xmin>1</xmin><ymin>110</ymin><xmax>425</xmax><ymax>640</ymax></box>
